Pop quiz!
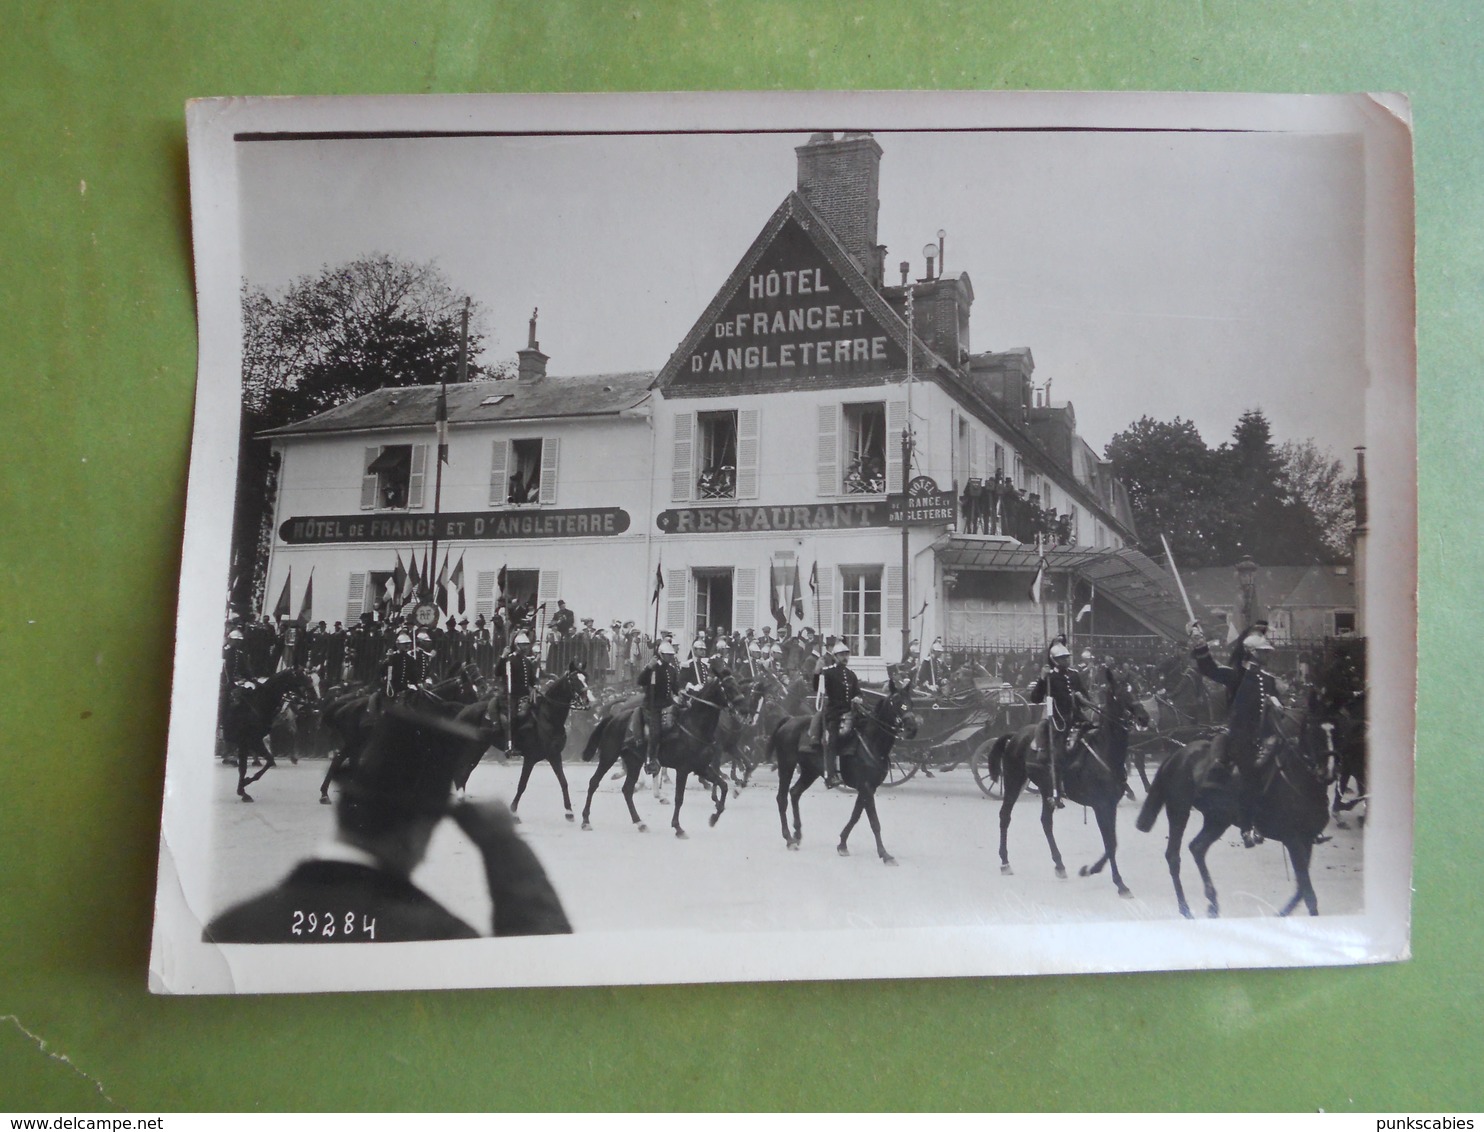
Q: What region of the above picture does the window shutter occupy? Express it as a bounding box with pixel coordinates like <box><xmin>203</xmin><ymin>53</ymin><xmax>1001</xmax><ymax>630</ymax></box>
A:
<box><xmin>361</xmin><ymin>448</ymin><xmax>380</xmax><ymax>510</ymax></box>
<box><xmin>733</xmin><ymin>567</ymin><xmax>757</xmax><ymax>631</ymax></box>
<box><xmin>346</xmin><ymin>572</ymin><xmax>367</xmax><ymax>623</ymax></box>
<box><xmin>538</xmin><ymin>437</ymin><xmax>560</xmax><ymax>505</ymax></box>
<box><xmin>665</xmin><ymin>568</ymin><xmax>689</xmax><ymax>632</ymax></box>
<box><xmin>886</xmin><ymin>400</ymin><xmax>907</xmax><ymax>493</ymax></box>
<box><xmin>475</xmin><ymin>570</ymin><xmax>496</xmax><ymax>617</ymax></box>
<box><xmin>671</xmin><ymin>413</ymin><xmax>694</xmax><ymax>503</ymax></box>
<box><xmin>816</xmin><ymin>403</ymin><xmax>839</xmax><ymax>496</ymax></box>
<box><xmin>735</xmin><ymin>409</ymin><xmax>760</xmax><ymax>500</ymax></box>
<box><xmin>408</xmin><ymin>444</ymin><xmax>427</xmax><ymax>509</ymax></box>
<box><xmin>995</xmin><ymin>443</ymin><xmax>1005</xmax><ymax>477</ymax></box>
<box><xmin>885</xmin><ymin>564</ymin><xmax>903</xmax><ymax>631</ymax></box>
<box><xmin>970</xmin><ymin>428</ymin><xmax>982</xmax><ymax>481</ymax></box>
<box><xmin>537</xmin><ymin>570</ymin><xmax>561</xmax><ymax>611</ymax></box>
<box><xmin>488</xmin><ymin>440</ymin><xmax>509</xmax><ymax>507</ymax></box>
<box><xmin>815</xmin><ymin>566</ymin><xmax>834</xmax><ymax>634</ymax></box>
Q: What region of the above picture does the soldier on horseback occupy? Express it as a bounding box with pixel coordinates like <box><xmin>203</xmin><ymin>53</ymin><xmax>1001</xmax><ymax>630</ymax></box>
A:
<box><xmin>381</xmin><ymin>631</ymin><xmax>420</xmax><ymax>701</ymax></box>
<box><xmin>631</xmin><ymin>637</ymin><xmax>681</xmax><ymax>774</ymax></box>
<box><xmin>1027</xmin><ymin>640</ymin><xmax>1095</xmax><ymax>808</ymax></box>
<box><xmin>803</xmin><ymin>640</ymin><xmax>862</xmax><ymax>790</ymax></box>
<box><xmin>493</xmin><ymin>631</ymin><xmax>540</xmax><ymax>752</ymax></box>
<box><xmin>1190</xmin><ymin>620</ymin><xmax>1284</xmax><ymax>845</ymax></box>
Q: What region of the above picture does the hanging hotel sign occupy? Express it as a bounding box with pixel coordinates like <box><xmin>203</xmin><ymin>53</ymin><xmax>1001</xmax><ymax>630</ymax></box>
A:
<box><xmin>667</xmin><ymin>217</ymin><xmax>906</xmax><ymax>392</ymax></box>
<box><xmin>888</xmin><ymin>475</ymin><xmax>957</xmax><ymax>526</ymax></box>
<box><xmin>656</xmin><ymin>500</ymin><xmax>891</xmax><ymax>534</ymax></box>
<box><xmin>279</xmin><ymin>508</ymin><xmax>631</xmax><ymax>544</ymax></box>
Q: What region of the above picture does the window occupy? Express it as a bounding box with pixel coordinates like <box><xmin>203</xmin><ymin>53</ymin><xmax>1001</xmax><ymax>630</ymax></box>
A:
<box><xmin>954</xmin><ymin>413</ymin><xmax>970</xmax><ymax>489</ymax></box>
<box><xmin>1013</xmin><ymin>453</ymin><xmax>1025</xmax><ymax>488</ymax></box>
<box><xmin>1332</xmin><ymin>610</ymin><xmax>1356</xmax><ymax>636</ymax></box>
<box><xmin>843</xmin><ymin>402</ymin><xmax>887</xmax><ymax>495</ymax></box>
<box><xmin>507</xmin><ymin>438</ymin><xmax>543</xmax><ymax>504</ymax></box>
<box><xmin>994</xmin><ymin>443</ymin><xmax>1005</xmax><ymax>477</ymax></box>
<box><xmin>697</xmin><ymin>411</ymin><xmax>738</xmax><ymax>499</ymax></box>
<box><xmin>361</xmin><ymin>444</ymin><xmax>425</xmax><ymax>511</ymax></box>
<box><xmin>693</xmin><ymin>568</ymin><xmax>734</xmax><ymax>634</ymax></box>
<box><xmin>840</xmin><ymin>567</ymin><xmax>883</xmax><ymax>657</ymax></box>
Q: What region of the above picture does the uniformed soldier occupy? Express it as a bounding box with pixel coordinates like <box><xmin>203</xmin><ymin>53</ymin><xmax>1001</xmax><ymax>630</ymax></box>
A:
<box><xmin>492</xmin><ymin>632</ymin><xmax>541</xmax><ymax>749</ymax></box>
<box><xmin>917</xmin><ymin>639</ymin><xmax>948</xmax><ymax>694</ymax></box>
<box><xmin>1190</xmin><ymin>621</ymin><xmax>1284</xmax><ymax>842</ymax></box>
<box><xmin>324</xmin><ymin>621</ymin><xmax>347</xmax><ymax>688</ymax></box>
<box><xmin>631</xmin><ymin>638</ymin><xmax>682</xmax><ymax>772</ymax></box>
<box><xmin>381</xmin><ymin>632</ymin><xmax>420</xmax><ymax>700</ymax></box>
<box><xmin>684</xmin><ymin>635</ymin><xmax>710</xmax><ymax>689</ymax></box>
<box><xmin>1027</xmin><ymin>641</ymin><xmax>1095</xmax><ymax>807</ymax></box>
<box><xmin>223</xmin><ymin>627</ymin><xmax>256</xmax><ymax>686</ymax></box>
<box><xmin>412</xmin><ymin>630</ymin><xmax>438</xmax><ymax>687</ymax></box>
<box><xmin>806</xmin><ymin>640</ymin><xmax>862</xmax><ymax>789</ymax></box>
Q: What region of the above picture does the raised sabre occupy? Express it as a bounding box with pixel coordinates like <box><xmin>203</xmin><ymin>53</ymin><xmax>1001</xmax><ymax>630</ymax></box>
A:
<box><xmin>1159</xmin><ymin>533</ymin><xmax>1198</xmax><ymax>628</ymax></box>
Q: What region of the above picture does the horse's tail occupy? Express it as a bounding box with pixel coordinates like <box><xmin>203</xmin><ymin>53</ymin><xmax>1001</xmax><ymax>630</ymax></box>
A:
<box><xmin>1135</xmin><ymin>755</ymin><xmax>1171</xmax><ymax>832</ymax></box>
<box><xmin>987</xmin><ymin>731</ymin><xmax>1013</xmax><ymax>784</ymax></box>
<box><xmin>581</xmin><ymin>715</ymin><xmax>608</xmax><ymax>762</ymax></box>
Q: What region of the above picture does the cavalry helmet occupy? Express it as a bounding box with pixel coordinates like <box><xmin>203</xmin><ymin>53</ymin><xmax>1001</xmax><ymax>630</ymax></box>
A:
<box><xmin>513</xmin><ymin>632</ymin><xmax>531</xmax><ymax>645</ymax></box>
<box><xmin>1243</xmin><ymin>631</ymin><xmax>1275</xmax><ymax>653</ymax></box>
<box><xmin>832</xmin><ymin>641</ymin><xmax>851</xmax><ymax>655</ymax></box>
<box><xmin>228</xmin><ymin>629</ymin><xmax>244</xmax><ymax>640</ymax></box>
<box><xmin>396</xmin><ymin>632</ymin><xmax>413</xmax><ymax>645</ymax></box>
<box><xmin>658</xmin><ymin>640</ymin><xmax>677</xmax><ymax>655</ymax></box>
<box><xmin>1049</xmin><ymin>643</ymin><xmax>1071</xmax><ymax>660</ymax></box>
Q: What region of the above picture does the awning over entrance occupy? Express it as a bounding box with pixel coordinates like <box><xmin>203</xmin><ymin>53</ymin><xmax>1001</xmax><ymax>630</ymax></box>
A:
<box><xmin>931</xmin><ymin>535</ymin><xmax>1211</xmax><ymax>641</ymax></box>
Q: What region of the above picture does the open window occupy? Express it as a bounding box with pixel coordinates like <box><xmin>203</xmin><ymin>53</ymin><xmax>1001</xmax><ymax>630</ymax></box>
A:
<box><xmin>839</xmin><ymin>566</ymin><xmax>883</xmax><ymax>657</ymax></box>
<box><xmin>697</xmin><ymin>410</ymin><xmax>738</xmax><ymax>499</ymax></box>
<box><xmin>361</xmin><ymin>444</ymin><xmax>425</xmax><ymax>511</ymax></box>
<box><xmin>507</xmin><ymin>438</ymin><xmax>543</xmax><ymax>504</ymax></box>
<box><xmin>842</xmin><ymin>402</ymin><xmax>887</xmax><ymax>495</ymax></box>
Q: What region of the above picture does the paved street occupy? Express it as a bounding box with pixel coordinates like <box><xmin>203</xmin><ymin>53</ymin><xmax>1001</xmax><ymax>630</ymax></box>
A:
<box><xmin>208</xmin><ymin>752</ymin><xmax>1365</xmax><ymax>938</ymax></box>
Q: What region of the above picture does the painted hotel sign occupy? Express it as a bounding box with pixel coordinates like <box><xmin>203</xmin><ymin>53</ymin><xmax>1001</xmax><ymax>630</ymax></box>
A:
<box><xmin>670</xmin><ymin>218</ymin><xmax>906</xmax><ymax>391</ymax></box>
<box><xmin>280</xmin><ymin>508</ymin><xmax>631</xmax><ymax>544</ymax></box>
<box><xmin>656</xmin><ymin>501</ymin><xmax>890</xmax><ymax>534</ymax></box>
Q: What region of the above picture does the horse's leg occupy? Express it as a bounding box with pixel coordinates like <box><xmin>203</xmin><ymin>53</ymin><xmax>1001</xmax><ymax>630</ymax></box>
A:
<box><xmin>581</xmin><ymin>747</ymin><xmax>619</xmax><ymax>829</ymax></box>
<box><xmin>998</xmin><ymin>762</ymin><xmax>1026</xmax><ymax>876</ymax></box>
<box><xmin>319</xmin><ymin>744</ymin><xmax>350</xmax><ymax>803</ymax></box>
<box><xmin>1163</xmin><ymin>804</ymin><xmax>1194</xmax><ymax>919</ymax></box>
<box><xmin>837</xmin><ymin>793</ymin><xmax>867</xmax><ymax>857</ymax></box>
<box><xmin>241</xmin><ymin>735</ymin><xmax>275</xmax><ymax>790</ymax></box>
<box><xmin>859</xmin><ymin>788</ymin><xmax>895</xmax><ymax>866</ymax></box>
<box><xmin>234</xmin><ymin>741</ymin><xmax>253</xmax><ymax>802</ymax></box>
<box><xmin>1037</xmin><ymin>770</ymin><xmax>1067</xmax><ymax>879</ymax></box>
<box><xmin>1135</xmin><ymin>745</ymin><xmax>1152</xmax><ymax>791</ymax></box>
<box><xmin>671</xmin><ymin>768</ymin><xmax>689</xmax><ymax>839</ymax></box>
<box><xmin>1188</xmin><ymin>815</ymin><xmax>1228</xmax><ymax>918</ymax></box>
<box><xmin>776</xmin><ymin>758</ymin><xmax>796</xmax><ymax>847</ymax></box>
<box><xmin>622</xmin><ymin>756</ymin><xmax>647</xmax><ymax>831</ymax></box>
<box><xmin>791</xmin><ymin>764</ymin><xmax>820</xmax><ymax>847</ymax></box>
<box><xmin>701</xmin><ymin>766</ymin><xmax>728</xmax><ymax>828</ymax></box>
<box><xmin>510</xmin><ymin>751</ymin><xmax>537</xmax><ymax>821</ymax></box>
<box><xmin>1085</xmin><ymin>803</ymin><xmax>1131</xmax><ymax>897</ymax></box>
<box><xmin>1279</xmin><ymin>839</ymin><xmax>1319</xmax><ymax>917</ymax></box>
<box><xmin>547</xmin><ymin>748</ymin><xmax>575</xmax><ymax>821</ymax></box>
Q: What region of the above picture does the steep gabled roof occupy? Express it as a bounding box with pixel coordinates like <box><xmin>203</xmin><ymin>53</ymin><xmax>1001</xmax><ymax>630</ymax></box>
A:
<box><xmin>260</xmin><ymin>372</ymin><xmax>655</xmax><ymax>439</ymax></box>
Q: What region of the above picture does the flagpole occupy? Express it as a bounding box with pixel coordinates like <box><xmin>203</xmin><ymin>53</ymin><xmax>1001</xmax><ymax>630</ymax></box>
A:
<box><xmin>900</xmin><ymin>283</ymin><xmax>915</xmax><ymax>662</ymax></box>
<box><xmin>429</xmin><ymin>298</ymin><xmax>467</xmax><ymax>608</ymax></box>
<box><xmin>1038</xmin><ymin>534</ymin><xmax>1049</xmax><ymax>646</ymax></box>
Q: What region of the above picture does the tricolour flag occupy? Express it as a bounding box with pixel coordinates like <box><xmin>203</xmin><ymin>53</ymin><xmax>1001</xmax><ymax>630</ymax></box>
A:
<box><xmin>272</xmin><ymin>568</ymin><xmax>292</xmax><ymax>620</ymax></box>
<box><xmin>296</xmin><ymin>568</ymin><xmax>315</xmax><ymax>623</ymax></box>
<box><xmin>652</xmin><ymin>562</ymin><xmax>664</xmax><ymax>605</ymax></box>
<box><xmin>1028</xmin><ymin>556</ymin><xmax>1047</xmax><ymax>605</ymax></box>
<box><xmin>451</xmin><ymin>553</ymin><xmax>466</xmax><ymax>615</ymax></box>
<box><xmin>436</xmin><ymin>551</ymin><xmax>450</xmax><ymax>614</ymax></box>
<box><xmin>790</xmin><ymin>561</ymin><xmax>804</xmax><ymax>622</ymax></box>
<box><xmin>497</xmin><ymin>564</ymin><xmax>509</xmax><ymax>598</ymax></box>
<box><xmin>405</xmin><ymin>553</ymin><xmax>421</xmax><ymax>604</ymax></box>
<box><xmin>1075</xmin><ymin>581</ymin><xmax>1093</xmax><ymax>623</ymax></box>
<box><xmin>392</xmin><ymin>552</ymin><xmax>408</xmax><ymax>604</ymax></box>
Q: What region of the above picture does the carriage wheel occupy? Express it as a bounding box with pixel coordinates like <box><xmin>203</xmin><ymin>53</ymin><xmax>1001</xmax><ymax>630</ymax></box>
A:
<box><xmin>881</xmin><ymin>754</ymin><xmax>920</xmax><ymax>788</ymax></box>
<box><xmin>969</xmin><ymin>741</ymin><xmax>1003</xmax><ymax>799</ymax></box>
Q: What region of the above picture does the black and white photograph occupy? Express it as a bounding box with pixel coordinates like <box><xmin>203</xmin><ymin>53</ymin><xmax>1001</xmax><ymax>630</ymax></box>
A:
<box><xmin>151</xmin><ymin>92</ymin><xmax>1416</xmax><ymax>994</ymax></box>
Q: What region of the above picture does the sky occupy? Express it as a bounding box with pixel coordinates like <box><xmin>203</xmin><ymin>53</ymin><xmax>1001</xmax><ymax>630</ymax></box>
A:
<box><xmin>238</xmin><ymin>127</ymin><xmax>1368</xmax><ymax>460</ymax></box>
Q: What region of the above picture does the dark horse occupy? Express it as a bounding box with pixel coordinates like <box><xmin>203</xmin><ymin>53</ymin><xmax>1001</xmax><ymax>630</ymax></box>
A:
<box><xmin>317</xmin><ymin>664</ymin><xmax>488</xmax><ymax>804</ymax></box>
<box><xmin>768</xmin><ymin>679</ymin><xmax>919</xmax><ymax>865</ymax></box>
<box><xmin>500</xmin><ymin>663</ymin><xmax>593</xmax><ymax>824</ymax></box>
<box><xmin>984</xmin><ymin>702</ymin><xmax>1148</xmax><ymax>896</ymax></box>
<box><xmin>220</xmin><ymin>668</ymin><xmax>317</xmax><ymax>802</ymax></box>
<box><xmin>578</xmin><ymin>671</ymin><xmax>742</xmax><ymax>837</ymax></box>
<box><xmin>1135</xmin><ymin>705</ymin><xmax>1331</xmax><ymax>918</ymax></box>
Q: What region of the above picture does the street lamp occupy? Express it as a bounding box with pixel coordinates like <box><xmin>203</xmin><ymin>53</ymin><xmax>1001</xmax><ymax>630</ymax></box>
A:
<box><xmin>1234</xmin><ymin>555</ymin><xmax>1259</xmax><ymax>633</ymax></box>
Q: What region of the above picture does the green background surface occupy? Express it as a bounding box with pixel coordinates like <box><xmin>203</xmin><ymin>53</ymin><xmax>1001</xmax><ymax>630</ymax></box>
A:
<box><xmin>0</xmin><ymin>1</ymin><xmax>1476</xmax><ymax>1112</ymax></box>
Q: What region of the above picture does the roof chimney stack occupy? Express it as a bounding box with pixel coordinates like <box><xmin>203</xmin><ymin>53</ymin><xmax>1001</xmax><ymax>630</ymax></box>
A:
<box><xmin>517</xmin><ymin>307</ymin><xmax>547</xmax><ymax>384</ymax></box>
<box><xmin>796</xmin><ymin>131</ymin><xmax>884</xmax><ymax>287</ymax></box>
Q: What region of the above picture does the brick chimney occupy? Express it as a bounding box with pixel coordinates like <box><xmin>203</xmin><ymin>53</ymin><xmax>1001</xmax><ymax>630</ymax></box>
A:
<box><xmin>517</xmin><ymin>307</ymin><xmax>547</xmax><ymax>384</ymax></box>
<box><xmin>796</xmin><ymin>131</ymin><xmax>884</xmax><ymax>286</ymax></box>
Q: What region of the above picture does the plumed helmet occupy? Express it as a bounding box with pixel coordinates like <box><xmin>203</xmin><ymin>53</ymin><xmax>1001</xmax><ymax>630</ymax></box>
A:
<box><xmin>832</xmin><ymin>641</ymin><xmax>851</xmax><ymax>655</ymax></box>
<box><xmin>513</xmin><ymin>632</ymin><xmax>531</xmax><ymax>645</ymax></box>
<box><xmin>228</xmin><ymin>629</ymin><xmax>244</xmax><ymax>640</ymax></box>
<box><xmin>1049</xmin><ymin>643</ymin><xmax>1071</xmax><ymax>659</ymax></box>
<box><xmin>931</xmin><ymin>640</ymin><xmax>945</xmax><ymax>654</ymax></box>
<box><xmin>658</xmin><ymin>640</ymin><xmax>677</xmax><ymax>655</ymax></box>
<box><xmin>1243</xmin><ymin>631</ymin><xmax>1274</xmax><ymax>653</ymax></box>
<box><xmin>396</xmin><ymin>632</ymin><xmax>413</xmax><ymax>644</ymax></box>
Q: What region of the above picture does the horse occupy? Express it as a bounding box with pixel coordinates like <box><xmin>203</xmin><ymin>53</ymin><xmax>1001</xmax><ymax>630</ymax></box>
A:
<box><xmin>768</xmin><ymin>678</ymin><xmax>919</xmax><ymax>865</ymax></box>
<box><xmin>1134</xmin><ymin>705</ymin><xmax>1332</xmax><ymax>918</ymax></box>
<box><xmin>501</xmin><ymin>662</ymin><xmax>593</xmax><ymax>823</ymax></box>
<box><xmin>220</xmin><ymin>668</ymin><xmax>318</xmax><ymax>802</ymax></box>
<box><xmin>984</xmin><ymin>703</ymin><xmax>1146</xmax><ymax>896</ymax></box>
<box><xmin>317</xmin><ymin>663</ymin><xmax>487</xmax><ymax>804</ymax></box>
<box><xmin>1321</xmin><ymin>700</ymin><xmax>1367</xmax><ymax>829</ymax></box>
<box><xmin>578</xmin><ymin>671</ymin><xmax>743</xmax><ymax>837</ymax></box>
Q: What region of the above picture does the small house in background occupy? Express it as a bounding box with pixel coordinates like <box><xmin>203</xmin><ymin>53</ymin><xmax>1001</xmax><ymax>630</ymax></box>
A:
<box><xmin>1183</xmin><ymin>563</ymin><xmax>1357</xmax><ymax>644</ymax></box>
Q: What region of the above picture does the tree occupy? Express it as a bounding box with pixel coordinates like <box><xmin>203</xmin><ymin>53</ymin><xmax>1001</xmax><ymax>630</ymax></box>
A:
<box><xmin>1213</xmin><ymin>410</ymin><xmax>1330</xmax><ymax>565</ymax></box>
<box><xmin>1104</xmin><ymin>416</ymin><xmax>1226</xmax><ymax>567</ymax></box>
<box><xmin>231</xmin><ymin>256</ymin><xmax>512</xmax><ymax>614</ymax></box>
<box><xmin>1278</xmin><ymin>439</ymin><xmax>1355</xmax><ymax>560</ymax></box>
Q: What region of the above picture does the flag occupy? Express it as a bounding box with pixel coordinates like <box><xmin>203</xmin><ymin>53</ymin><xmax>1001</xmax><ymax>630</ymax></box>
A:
<box><xmin>809</xmin><ymin>561</ymin><xmax>818</xmax><ymax>596</ymax></box>
<box><xmin>1075</xmin><ymin>581</ymin><xmax>1093</xmax><ymax>623</ymax></box>
<box><xmin>436</xmin><ymin>385</ymin><xmax>449</xmax><ymax>465</ymax></box>
<box><xmin>296</xmin><ymin>569</ymin><xmax>314</xmax><ymax>623</ymax></box>
<box><xmin>436</xmin><ymin>551</ymin><xmax>450</xmax><ymax>614</ymax></box>
<box><xmin>652</xmin><ymin>562</ymin><xmax>664</xmax><ymax>605</ymax></box>
<box><xmin>421</xmin><ymin>549</ymin><xmax>431</xmax><ymax>599</ymax></box>
<box><xmin>451</xmin><ymin>553</ymin><xmax>466</xmax><ymax>615</ymax></box>
<box><xmin>272</xmin><ymin>569</ymin><xmax>292</xmax><ymax>620</ymax></box>
<box><xmin>790</xmin><ymin>561</ymin><xmax>804</xmax><ymax>622</ymax></box>
<box><xmin>405</xmin><ymin>553</ymin><xmax>420</xmax><ymax>604</ymax></box>
<box><xmin>1028</xmin><ymin>556</ymin><xmax>1047</xmax><ymax>604</ymax></box>
<box><xmin>497</xmin><ymin>564</ymin><xmax>509</xmax><ymax>598</ymax></box>
<box><xmin>769</xmin><ymin>563</ymin><xmax>789</xmax><ymax>628</ymax></box>
<box><xmin>392</xmin><ymin>552</ymin><xmax>408</xmax><ymax>605</ymax></box>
